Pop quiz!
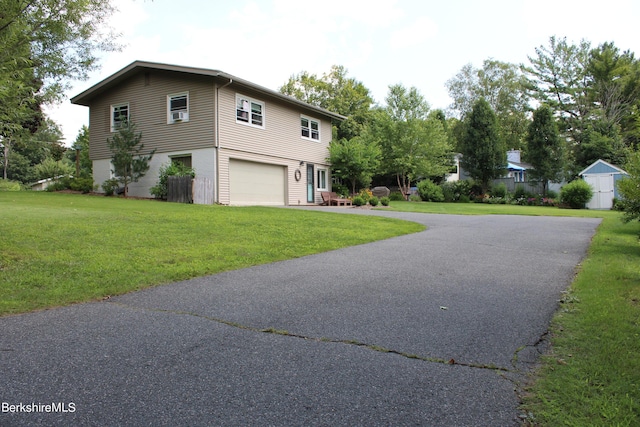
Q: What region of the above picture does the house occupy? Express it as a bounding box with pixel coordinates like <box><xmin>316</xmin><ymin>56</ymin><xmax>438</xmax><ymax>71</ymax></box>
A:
<box><xmin>579</xmin><ymin>159</ymin><xmax>628</xmax><ymax>209</ymax></box>
<box><xmin>70</xmin><ymin>61</ymin><xmax>345</xmax><ymax>205</ymax></box>
<box><xmin>505</xmin><ymin>150</ymin><xmax>531</xmax><ymax>183</ymax></box>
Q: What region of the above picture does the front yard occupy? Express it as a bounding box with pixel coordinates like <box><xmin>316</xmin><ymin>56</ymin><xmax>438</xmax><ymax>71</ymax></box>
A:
<box><xmin>0</xmin><ymin>192</ymin><xmax>423</xmax><ymax>316</ymax></box>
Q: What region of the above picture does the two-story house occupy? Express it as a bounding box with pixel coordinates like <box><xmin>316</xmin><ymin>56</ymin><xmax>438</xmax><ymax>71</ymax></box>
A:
<box><xmin>71</xmin><ymin>61</ymin><xmax>345</xmax><ymax>205</ymax></box>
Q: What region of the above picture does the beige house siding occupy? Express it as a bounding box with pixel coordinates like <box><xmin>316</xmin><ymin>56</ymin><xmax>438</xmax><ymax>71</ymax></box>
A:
<box><xmin>74</xmin><ymin>62</ymin><xmax>341</xmax><ymax>204</ymax></box>
<box><xmin>217</xmin><ymin>85</ymin><xmax>332</xmax><ymax>205</ymax></box>
<box><xmin>88</xmin><ymin>71</ymin><xmax>216</xmax><ymax>161</ymax></box>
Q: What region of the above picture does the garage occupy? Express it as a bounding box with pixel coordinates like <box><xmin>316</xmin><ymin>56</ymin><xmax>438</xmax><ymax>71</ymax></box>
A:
<box><xmin>579</xmin><ymin>159</ymin><xmax>628</xmax><ymax>210</ymax></box>
<box><xmin>229</xmin><ymin>159</ymin><xmax>286</xmax><ymax>205</ymax></box>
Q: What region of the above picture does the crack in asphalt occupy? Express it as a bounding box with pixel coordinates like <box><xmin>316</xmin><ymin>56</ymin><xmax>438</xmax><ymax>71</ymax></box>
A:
<box><xmin>109</xmin><ymin>301</ymin><xmax>517</xmax><ymax>374</ymax></box>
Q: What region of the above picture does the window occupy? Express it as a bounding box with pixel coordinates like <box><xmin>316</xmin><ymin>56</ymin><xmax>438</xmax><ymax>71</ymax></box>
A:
<box><xmin>316</xmin><ymin>168</ymin><xmax>328</xmax><ymax>191</ymax></box>
<box><xmin>236</xmin><ymin>95</ymin><xmax>264</xmax><ymax>127</ymax></box>
<box><xmin>111</xmin><ymin>104</ymin><xmax>129</xmax><ymax>132</ymax></box>
<box><xmin>168</xmin><ymin>93</ymin><xmax>189</xmax><ymax>123</ymax></box>
<box><xmin>171</xmin><ymin>155</ymin><xmax>192</xmax><ymax>168</ymax></box>
<box><xmin>301</xmin><ymin>116</ymin><xmax>320</xmax><ymax>140</ymax></box>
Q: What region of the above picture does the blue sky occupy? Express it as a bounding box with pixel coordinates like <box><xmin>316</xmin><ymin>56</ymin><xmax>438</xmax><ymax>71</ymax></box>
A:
<box><xmin>47</xmin><ymin>0</ymin><xmax>640</xmax><ymax>144</ymax></box>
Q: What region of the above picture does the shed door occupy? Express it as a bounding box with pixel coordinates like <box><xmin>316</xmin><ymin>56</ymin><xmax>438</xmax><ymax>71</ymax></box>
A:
<box><xmin>229</xmin><ymin>160</ymin><xmax>286</xmax><ymax>206</ymax></box>
<box><xmin>584</xmin><ymin>174</ymin><xmax>614</xmax><ymax>209</ymax></box>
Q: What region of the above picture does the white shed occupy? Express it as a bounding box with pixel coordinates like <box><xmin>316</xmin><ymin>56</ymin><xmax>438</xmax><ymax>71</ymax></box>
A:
<box><xmin>579</xmin><ymin>159</ymin><xmax>628</xmax><ymax>210</ymax></box>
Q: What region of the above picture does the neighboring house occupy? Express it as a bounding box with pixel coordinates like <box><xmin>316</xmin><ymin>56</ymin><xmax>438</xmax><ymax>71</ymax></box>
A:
<box><xmin>71</xmin><ymin>61</ymin><xmax>345</xmax><ymax>205</ymax></box>
<box><xmin>505</xmin><ymin>150</ymin><xmax>531</xmax><ymax>183</ymax></box>
<box><xmin>579</xmin><ymin>159</ymin><xmax>628</xmax><ymax>210</ymax></box>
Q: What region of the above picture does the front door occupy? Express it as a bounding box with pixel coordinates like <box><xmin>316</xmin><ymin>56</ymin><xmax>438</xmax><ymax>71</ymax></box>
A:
<box><xmin>307</xmin><ymin>163</ymin><xmax>314</xmax><ymax>203</ymax></box>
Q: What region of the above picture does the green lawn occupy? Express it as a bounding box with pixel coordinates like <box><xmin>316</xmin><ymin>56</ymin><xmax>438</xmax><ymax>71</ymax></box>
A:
<box><xmin>0</xmin><ymin>192</ymin><xmax>423</xmax><ymax>315</ymax></box>
<box><xmin>385</xmin><ymin>200</ymin><xmax>640</xmax><ymax>426</ymax></box>
<box><xmin>3</xmin><ymin>193</ymin><xmax>639</xmax><ymax>424</ymax></box>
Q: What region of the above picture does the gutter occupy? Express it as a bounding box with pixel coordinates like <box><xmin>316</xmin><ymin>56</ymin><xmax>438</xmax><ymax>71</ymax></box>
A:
<box><xmin>215</xmin><ymin>76</ymin><xmax>233</xmax><ymax>204</ymax></box>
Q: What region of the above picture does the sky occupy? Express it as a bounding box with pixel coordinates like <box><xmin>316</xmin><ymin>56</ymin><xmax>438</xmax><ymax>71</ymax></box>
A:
<box><xmin>46</xmin><ymin>0</ymin><xmax>640</xmax><ymax>145</ymax></box>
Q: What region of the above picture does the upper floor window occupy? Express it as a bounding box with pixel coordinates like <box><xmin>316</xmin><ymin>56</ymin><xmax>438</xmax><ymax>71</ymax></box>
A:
<box><xmin>236</xmin><ymin>95</ymin><xmax>264</xmax><ymax>128</ymax></box>
<box><xmin>168</xmin><ymin>93</ymin><xmax>189</xmax><ymax>123</ymax></box>
<box><xmin>301</xmin><ymin>116</ymin><xmax>320</xmax><ymax>141</ymax></box>
<box><xmin>111</xmin><ymin>103</ymin><xmax>129</xmax><ymax>132</ymax></box>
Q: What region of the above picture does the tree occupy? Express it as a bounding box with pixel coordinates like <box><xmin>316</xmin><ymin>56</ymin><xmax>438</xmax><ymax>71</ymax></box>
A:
<box><xmin>460</xmin><ymin>98</ymin><xmax>506</xmax><ymax>192</ymax></box>
<box><xmin>328</xmin><ymin>136</ymin><xmax>381</xmax><ymax>195</ymax></box>
<box><xmin>65</xmin><ymin>125</ymin><xmax>92</xmax><ymax>178</ymax></box>
<box><xmin>34</xmin><ymin>157</ymin><xmax>74</xmax><ymax>180</ymax></box>
<box><xmin>524</xmin><ymin>37</ymin><xmax>640</xmax><ymax>171</ymax></box>
<box><xmin>376</xmin><ymin>85</ymin><xmax>452</xmax><ymax>197</ymax></box>
<box><xmin>0</xmin><ymin>0</ymin><xmax>120</xmax><ymax>104</ymax></box>
<box><xmin>526</xmin><ymin>105</ymin><xmax>565</xmax><ymax>194</ymax></box>
<box><xmin>0</xmin><ymin>0</ymin><xmax>119</xmax><ymax>179</ymax></box>
<box><xmin>617</xmin><ymin>150</ymin><xmax>640</xmax><ymax>224</ymax></box>
<box><xmin>446</xmin><ymin>59</ymin><xmax>531</xmax><ymax>150</ymax></box>
<box><xmin>107</xmin><ymin>121</ymin><xmax>155</xmax><ymax>198</ymax></box>
<box><xmin>2</xmin><ymin>118</ymin><xmax>62</xmax><ymax>182</ymax></box>
<box><xmin>280</xmin><ymin>65</ymin><xmax>374</xmax><ymax>140</ymax></box>
<box><xmin>524</xmin><ymin>36</ymin><xmax>592</xmax><ymax>130</ymax></box>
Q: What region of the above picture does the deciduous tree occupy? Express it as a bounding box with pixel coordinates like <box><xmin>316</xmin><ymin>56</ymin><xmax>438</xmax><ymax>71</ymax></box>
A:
<box><xmin>617</xmin><ymin>150</ymin><xmax>640</xmax><ymax>224</ymax></box>
<box><xmin>327</xmin><ymin>135</ymin><xmax>381</xmax><ymax>195</ymax></box>
<box><xmin>446</xmin><ymin>59</ymin><xmax>530</xmax><ymax>150</ymax></box>
<box><xmin>526</xmin><ymin>105</ymin><xmax>565</xmax><ymax>194</ymax></box>
<box><xmin>376</xmin><ymin>85</ymin><xmax>452</xmax><ymax>197</ymax></box>
<box><xmin>460</xmin><ymin>98</ymin><xmax>506</xmax><ymax>192</ymax></box>
<box><xmin>280</xmin><ymin>65</ymin><xmax>374</xmax><ymax>140</ymax></box>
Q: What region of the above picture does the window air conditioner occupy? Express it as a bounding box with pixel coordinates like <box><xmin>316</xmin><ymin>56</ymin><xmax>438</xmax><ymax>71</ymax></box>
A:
<box><xmin>172</xmin><ymin>111</ymin><xmax>187</xmax><ymax>121</ymax></box>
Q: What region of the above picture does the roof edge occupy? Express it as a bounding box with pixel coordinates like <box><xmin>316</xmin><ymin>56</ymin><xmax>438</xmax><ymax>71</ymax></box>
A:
<box><xmin>70</xmin><ymin>60</ymin><xmax>346</xmax><ymax>121</ymax></box>
<box><xmin>579</xmin><ymin>158</ymin><xmax>628</xmax><ymax>176</ymax></box>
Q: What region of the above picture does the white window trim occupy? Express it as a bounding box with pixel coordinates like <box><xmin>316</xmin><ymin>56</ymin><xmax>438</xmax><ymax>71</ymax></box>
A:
<box><xmin>301</xmin><ymin>115</ymin><xmax>321</xmax><ymax>141</ymax></box>
<box><xmin>235</xmin><ymin>94</ymin><xmax>265</xmax><ymax>129</ymax></box>
<box><xmin>110</xmin><ymin>103</ymin><xmax>129</xmax><ymax>132</ymax></box>
<box><xmin>167</xmin><ymin>92</ymin><xmax>189</xmax><ymax>124</ymax></box>
<box><xmin>316</xmin><ymin>168</ymin><xmax>328</xmax><ymax>191</ymax></box>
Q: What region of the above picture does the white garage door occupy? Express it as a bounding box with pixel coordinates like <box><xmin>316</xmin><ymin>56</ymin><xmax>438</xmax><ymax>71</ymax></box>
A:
<box><xmin>229</xmin><ymin>160</ymin><xmax>286</xmax><ymax>205</ymax></box>
<box><xmin>584</xmin><ymin>174</ymin><xmax>614</xmax><ymax>209</ymax></box>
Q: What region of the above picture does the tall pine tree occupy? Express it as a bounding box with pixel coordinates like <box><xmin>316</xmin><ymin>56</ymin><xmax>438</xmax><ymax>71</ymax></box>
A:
<box><xmin>107</xmin><ymin>120</ymin><xmax>155</xmax><ymax>197</ymax></box>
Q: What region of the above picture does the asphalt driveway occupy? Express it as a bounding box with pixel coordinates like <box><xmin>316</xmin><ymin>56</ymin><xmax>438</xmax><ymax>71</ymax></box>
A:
<box><xmin>0</xmin><ymin>209</ymin><xmax>601</xmax><ymax>426</ymax></box>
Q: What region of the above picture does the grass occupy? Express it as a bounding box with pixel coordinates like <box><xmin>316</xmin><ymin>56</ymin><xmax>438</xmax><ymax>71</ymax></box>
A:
<box><xmin>383</xmin><ymin>200</ymin><xmax>618</xmax><ymax>218</ymax></box>
<box><xmin>520</xmin><ymin>216</ymin><xmax>640</xmax><ymax>426</ymax></box>
<box><xmin>0</xmin><ymin>192</ymin><xmax>424</xmax><ymax>316</ymax></box>
<box><xmin>3</xmin><ymin>193</ymin><xmax>639</xmax><ymax>424</ymax></box>
<box><xmin>385</xmin><ymin>200</ymin><xmax>640</xmax><ymax>426</ymax></box>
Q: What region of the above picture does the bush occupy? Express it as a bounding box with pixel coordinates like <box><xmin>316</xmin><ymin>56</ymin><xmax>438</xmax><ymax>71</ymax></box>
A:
<box><xmin>352</xmin><ymin>195</ymin><xmax>365</xmax><ymax>206</ymax></box>
<box><xmin>68</xmin><ymin>177</ymin><xmax>95</xmax><ymax>193</ymax></box>
<box><xmin>102</xmin><ymin>179</ymin><xmax>120</xmax><ymax>196</ymax></box>
<box><xmin>409</xmin><ymin>194</ymin><xmax>421</xmax><ymax>202</ymax></box>
<box><xmin>389</xmin><ymin>191</ymin><xmax>405</xmax><ymax>201</ymax></box>
<box><xmin>513</xmin><ymin>185</ymin><xmax>527</xmax><ymax>199</ymax></box>
<box><xmin>369</xmin><ymin>196</ymin><xmax>379</xmax><ymax>206</ymax></box>
<box><xmin>417</xmin><ymin>179</ymin><xmax>444</xmax><ymax>202</ymax></box>
<box><xmin>45</xmin><ymin>181</ymin><xmax>68</xmax><ymax>192</ymax></box>
<box><xmin>380</xmin><ymin>196</ymin><xmax>390</xmax><ymax>206</ymax></box>
<box><xmin>332</xmin><ymin>182</ymin><xmax>349</xmax><ymax>198</ymax></box>
<box><xmin>560</xmin><ymin>179</ymin><xmax>593</xmax><ymax>209</ymax></box>
<box><xmin>0</xmin><ymin>179</ymin><xmax>24</xmax><ymax>191</ymax></box>
<box><xmin>491</xmin><ymin>182</ymin><xmax>507</xmax><ymax>198</ymax></box>
<box><xmin>441</xmin><ymin>180</ymin><xmax>472</xmax><ymax>202</ymax></box>
<box><xmin>546</xmin><ymin>189</ymin><xmax>558</xmax><ymax>199</ymax></box>
<box><xmin>150</xmin><ymin>161</ymin><xmax>195</xmax><ymax>200</ymax></box>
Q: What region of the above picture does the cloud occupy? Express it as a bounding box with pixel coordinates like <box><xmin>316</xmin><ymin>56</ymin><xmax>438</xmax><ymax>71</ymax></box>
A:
<box><xmin>389</xmin><ymin>16</ymin><xmax>439</xmax><ymax>49</ymax></box>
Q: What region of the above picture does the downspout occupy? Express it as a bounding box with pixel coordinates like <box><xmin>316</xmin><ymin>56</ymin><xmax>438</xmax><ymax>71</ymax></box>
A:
<box><xmin>215</xmin><ymin>76</ymin><xmax>233</xmax><ymax>204</ymax></box>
